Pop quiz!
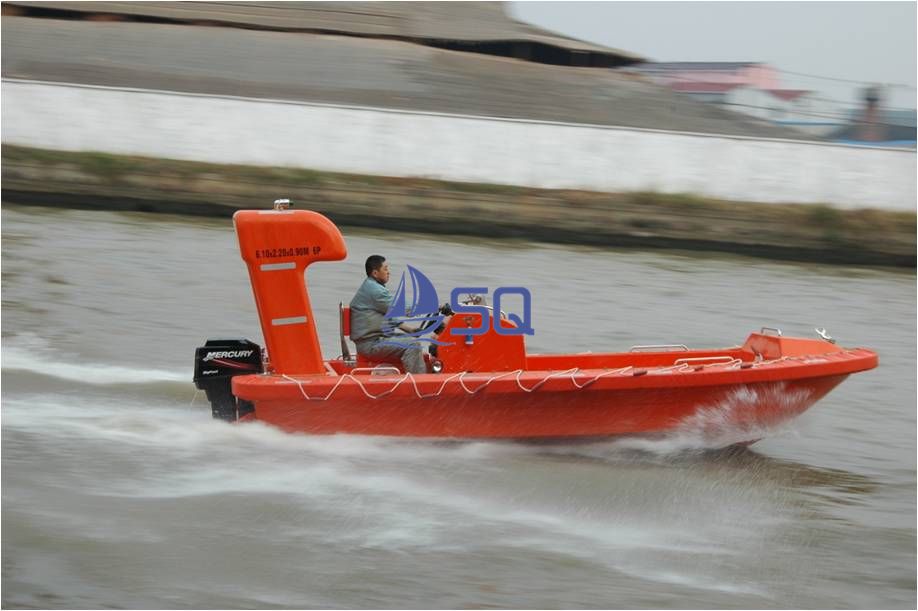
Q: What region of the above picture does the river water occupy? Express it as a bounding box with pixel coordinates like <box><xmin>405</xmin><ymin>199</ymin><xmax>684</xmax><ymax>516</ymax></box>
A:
<box><xmin>2</xmin><ymin>203</ymin><xmax>915</xmax><ymax>609</ymax></box>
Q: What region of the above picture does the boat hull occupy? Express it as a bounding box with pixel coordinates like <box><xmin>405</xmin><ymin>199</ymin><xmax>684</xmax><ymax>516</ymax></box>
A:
<box><xmin>228</xmin><ymin>330</ymin><xmax>877</xmax><ymax>440</ymax></box>
<box><xmin>240</xmin><ymin>375</ymin><xmax>847</xmax><ymax>440</ymax></box>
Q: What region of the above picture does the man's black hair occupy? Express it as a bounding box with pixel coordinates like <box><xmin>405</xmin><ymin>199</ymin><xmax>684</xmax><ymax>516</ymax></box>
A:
<box><xmin>365</xmin><ymin>255</ymin><xmax>386</xmax><ymax>276</ymax></box>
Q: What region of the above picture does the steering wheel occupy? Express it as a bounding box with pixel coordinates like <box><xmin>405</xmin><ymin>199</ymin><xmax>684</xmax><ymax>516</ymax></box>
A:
<box><xmin>417</xmin><ymin>303</ymin><xmax>453</xmax><ymax>334</ymax></box>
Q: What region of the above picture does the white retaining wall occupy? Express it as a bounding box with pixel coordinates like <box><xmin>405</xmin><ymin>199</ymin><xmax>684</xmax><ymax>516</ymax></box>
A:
<box><xmin>2</xmin><ymin>79</ymin><xmax>915</xmax><ymax>210</ymax></box>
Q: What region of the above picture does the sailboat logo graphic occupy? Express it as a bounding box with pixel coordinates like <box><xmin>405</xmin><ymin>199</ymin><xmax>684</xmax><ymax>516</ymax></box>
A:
<box><xmin>380</xmin><ymin>265</ymin><xmax>453</xmax><ymax>347</ymax></box>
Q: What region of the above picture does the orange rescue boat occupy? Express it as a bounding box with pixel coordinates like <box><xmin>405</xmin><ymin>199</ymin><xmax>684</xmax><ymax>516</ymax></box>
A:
<box><xmin>193</xmin><ymin>205</ymin><xmax>877</xmax><ymax>444</ymax></box>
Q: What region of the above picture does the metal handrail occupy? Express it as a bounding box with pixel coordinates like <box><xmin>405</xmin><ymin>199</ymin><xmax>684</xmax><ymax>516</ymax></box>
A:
<box><xmin>460</xmin><ymin>302</ymin><xmax>508</xmax><ymax>319</ymax></box>
<box><xmin>674</xmin><ymin>356</ymin><xmax>734</xmax><ymax>365</ymax></box>
<box><xmin>629</xmin><ymin>344</ymin><xmax>689</xmax><ymax>352</ymax></box>
<box><xmin>760</xmin><ymin>327</ymin><xmax>783</xmax><ymax>336</ymax></box>
<box><xmin>481</xmin><ymin>305</ymin><xmax>508</xmax><ymax>319</ymax></box>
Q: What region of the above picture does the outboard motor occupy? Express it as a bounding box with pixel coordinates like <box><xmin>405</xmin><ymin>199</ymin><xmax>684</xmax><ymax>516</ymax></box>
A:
<box><xmin>193</xmin><ymin>339</ymin><xmax>263</xmax><ymax>421</ymax></box>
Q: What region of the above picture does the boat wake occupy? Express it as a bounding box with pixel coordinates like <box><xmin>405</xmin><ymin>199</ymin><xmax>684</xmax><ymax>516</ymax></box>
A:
<box><xmin>529</xmin><ymin>384</ymin><xmax>813</xmax><ymax>459</ymax></box>
<box><xmin>2</xmin><ymin>342</ymin><xmax>187</xmax><ymax>386</ymax></box>
<box><xmin>672</xmin><ymin>383</ymin><xmax>814</xmax><ymax>447</ymax></box>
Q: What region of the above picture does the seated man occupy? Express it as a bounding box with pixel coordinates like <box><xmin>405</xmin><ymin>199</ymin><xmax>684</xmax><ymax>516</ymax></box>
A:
<box><xmin>349</xmin><ymin>255</ymin><xmax>427</xmax><ymax>374</ymax></box>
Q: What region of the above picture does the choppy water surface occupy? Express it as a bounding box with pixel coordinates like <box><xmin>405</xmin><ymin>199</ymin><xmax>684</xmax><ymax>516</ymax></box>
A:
<box><xmin>2</xmin><ymin>204</ymin><xmax>915</xmax><ymax>609</ymax></box>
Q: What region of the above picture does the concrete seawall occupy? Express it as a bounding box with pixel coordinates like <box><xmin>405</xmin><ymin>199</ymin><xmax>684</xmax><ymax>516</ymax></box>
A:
<box><xmin>2</xmin><ymin>145</ymin><xmax>914</xmax><ymax>268</ymax></box>
<box><xmin>2</xmin><ymin>79</ymin><xmax>915</xmax><ymax>211</ymax></box>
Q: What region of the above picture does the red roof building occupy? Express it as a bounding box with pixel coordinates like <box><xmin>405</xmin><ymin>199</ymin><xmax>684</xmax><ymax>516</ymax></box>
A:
<box><xmin>631</xmin><ymin>62</ymin><xmax>840</xmax><ymax>137</ymax></box>
<box><xmin>632</xmin><ymin>61</ymin><xmax>780</xmax><ymax>90</ymax></box>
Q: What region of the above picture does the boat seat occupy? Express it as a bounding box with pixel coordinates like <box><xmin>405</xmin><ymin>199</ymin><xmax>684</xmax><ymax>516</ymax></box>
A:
<box><xmin>339</xmin><ymin>302</ymin><xmax>353</xmax><ymax>362</ymax></box>
<box><xmin>339</xmin><ymin>303</ymin><xmax>406</xmax><ymax>372</ymax></box>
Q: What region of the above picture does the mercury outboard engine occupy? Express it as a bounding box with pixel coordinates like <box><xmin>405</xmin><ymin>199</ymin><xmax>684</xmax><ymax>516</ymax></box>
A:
<box><xmin>193</xmin><ymin>339</ymin><xmax>263</xmax><ymax>421</ymax></box>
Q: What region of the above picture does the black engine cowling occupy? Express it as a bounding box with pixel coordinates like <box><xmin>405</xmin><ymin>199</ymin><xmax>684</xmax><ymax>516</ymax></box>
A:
<box><xmin>193</xmin><ymin>339</ymin><xmax>263</xmax><ymax>421</ymax></box>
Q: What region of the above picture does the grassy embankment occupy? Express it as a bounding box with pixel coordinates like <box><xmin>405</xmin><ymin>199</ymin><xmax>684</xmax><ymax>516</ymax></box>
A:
<box><xmin>2</xmin><ymin>144</ymin><xmax>914</xmax><ymax>267</ymax></box>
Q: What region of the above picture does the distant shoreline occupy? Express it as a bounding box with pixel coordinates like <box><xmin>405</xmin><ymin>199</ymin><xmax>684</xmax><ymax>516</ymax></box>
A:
<box><xmin>2</xmin><ymin>145</ymin><xmax>914</xmax><ymax>268</ymax></box>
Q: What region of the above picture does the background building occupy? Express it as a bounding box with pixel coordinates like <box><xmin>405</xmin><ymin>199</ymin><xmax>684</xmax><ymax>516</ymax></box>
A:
<box><xmin>632</xmin><ymin>61</ymin><xmax>847</xmax><ymax>137</ymax></box>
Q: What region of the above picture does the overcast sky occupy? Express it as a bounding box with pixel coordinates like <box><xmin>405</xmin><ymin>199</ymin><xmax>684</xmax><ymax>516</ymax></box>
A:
<box><xmin>509</xmin><ymin>2</ymin><xmax>917</xmax><ymax>111</ymax></box>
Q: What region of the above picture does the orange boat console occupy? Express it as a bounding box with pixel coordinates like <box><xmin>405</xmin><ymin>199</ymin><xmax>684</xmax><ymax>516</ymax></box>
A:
<box><xmin>193</xmin><ymin>205</ymin><xmax>877</xmax><ymax>444</ymax></box>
